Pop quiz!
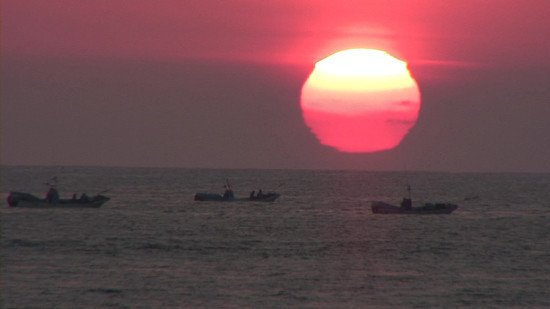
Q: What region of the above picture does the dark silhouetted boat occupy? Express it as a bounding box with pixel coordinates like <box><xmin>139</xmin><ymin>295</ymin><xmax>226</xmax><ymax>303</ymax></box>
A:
<box><xmin>194</xmin><ymin>180</ymin><xmax>280</xmax><ymax>202</ymax></box>
<box><xmin>7</xmin><ymin>191</ymin><xmax>110</xmax><ymax>208</ymax></box>
<box><xmin>371</xmin><ymin>199</ymin><xmax>458</xmax><ymax>214</ymax></box>
<box><xmin>371</xmin><ymin>185</ymin><xmax>458</xmax><ymax>214</ymax></box>
<box><xmin>194</xmin><ymin>191</ymin><xmax>280</xmax><ymax>202</ymax></box>
<box><xmin>6</xmin><ymin>176</ymin><xmax>110</xmax><ymax>208</ymax></box>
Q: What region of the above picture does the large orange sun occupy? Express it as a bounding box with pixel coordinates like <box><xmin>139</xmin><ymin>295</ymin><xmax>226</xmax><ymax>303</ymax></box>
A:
<box><xmin>300</xmin><ymin>49</ymin><xmax>421</xmax><ymax>153</ymax></box>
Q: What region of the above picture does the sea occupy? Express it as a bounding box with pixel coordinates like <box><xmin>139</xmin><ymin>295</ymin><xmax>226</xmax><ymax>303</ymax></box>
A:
<box><xmin>1</xmin><ymin>166</ymin><xmax>549</xmax><ymax>308</ymax></box>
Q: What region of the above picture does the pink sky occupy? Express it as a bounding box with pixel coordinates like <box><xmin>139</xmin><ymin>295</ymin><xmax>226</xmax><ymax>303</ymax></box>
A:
<box><xmin>2</xmin><ymin>0</ymin><xmax>550</xmax><ymax>171</ymax></box>
<box><xmin>4</xmin><ymin>0</ymin><xmax>549</xmax><ymax>66</ymax></box>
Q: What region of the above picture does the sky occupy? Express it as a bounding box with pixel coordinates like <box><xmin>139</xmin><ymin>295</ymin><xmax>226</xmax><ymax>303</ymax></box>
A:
<box><xmin>2</xmin><ymin>0</ymin><xmax>550</xmax><ymax>172</ymax></box>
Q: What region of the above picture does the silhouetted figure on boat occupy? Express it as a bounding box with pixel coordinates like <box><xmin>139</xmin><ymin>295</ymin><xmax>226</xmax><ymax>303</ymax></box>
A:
<box><xmin>222</xmin><ymin>182</ymin><xmax>234</xmax><ymax>200</ymax></box>
<box><xmin>399</xmin><ymin>185</ymin><xmax>413</xmax><ymax>210</ymax></box>
<box><xmin>222</xmin><ymin>189</ymin><xmax>233</xmax><ymax>200</ymax></box>
<box><xmin>400</xmin><ymin>198</ymin><xmax>412</xmax><ymax>210</ymax></box>
<box><xmin>80</xmin><ymin>193</ymin><xmax>90</xmax><ymax>202</ymax></box>
<box><xmin>45</xmin><ymin>187</ymin><xmax>59</xmax><ymax>203</ymax></box>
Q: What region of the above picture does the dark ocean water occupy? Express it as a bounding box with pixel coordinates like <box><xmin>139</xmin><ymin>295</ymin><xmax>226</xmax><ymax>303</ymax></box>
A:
<box><xmin>1</xmin><ymin>166</ymin><xmax>549</xmax><ymax>308</ymax></box>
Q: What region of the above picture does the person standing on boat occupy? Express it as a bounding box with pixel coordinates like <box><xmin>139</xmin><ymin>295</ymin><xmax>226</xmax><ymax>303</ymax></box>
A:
<box><xmin>400</xmin><ymin>185</ymin><xmax>412</xmax><ymax>210</ymax></box>
<box><xmin>400</xmin><ymin>198</ymin><xmax>412</xmax><ymax>210</ymax></box>
<box><xmin>80</xmin><ymin>193</ymin><xmax>90</xmax><ymax>202</ymax></box>
<box><xmin>223</xmin><ymin>188</ymin><xmax>234</xmax><ymax>200</ymax></box>
<box><xmin>222</xmin><ymin>181</ymin><xmax>234</xmax><ymax>200</ymax></box>
<box><xmin>46</xmin><ymin>187</ymin><xmax>59</xmax><ymax>203</ymax></box>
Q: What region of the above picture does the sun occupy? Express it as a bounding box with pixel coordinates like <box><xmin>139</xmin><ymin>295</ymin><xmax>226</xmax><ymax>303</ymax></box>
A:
<box><xmin>300</xmin><ymin>48</ymin><xmax>421</xmax><ymax>153</ymax></box>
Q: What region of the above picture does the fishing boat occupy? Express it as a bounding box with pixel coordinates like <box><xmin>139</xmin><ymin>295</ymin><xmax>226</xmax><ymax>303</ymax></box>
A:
<box><xmin>194</xmin><ymin>191</ymin><xmax>280</xmax><ymax>202</ymax></box>
<box><xmin>371</xmin><ymin>185</ymin><xmax>458</xmax><ymax>214</ymax></box>
<box><xmin>7</xmin><ymin>190</ymin><xmax>110</xmax><ymax>208</ymax></box>
<box><xmin>6</xmin><ymin>176</ymin><xmax>110</xmax><ymax>208</ymax></box>
<box><xmin>371</xmin><ymin>199</ymin><xmax>457</xmax><ymax>214</ymax></box>
<box><xmin>194</xmin><ymin>179</ymin><xmax>280</xmax><ymax>202</ymax></box>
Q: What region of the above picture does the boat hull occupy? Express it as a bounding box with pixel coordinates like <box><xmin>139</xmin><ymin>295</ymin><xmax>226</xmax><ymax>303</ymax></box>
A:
<box><xmin>13</xmin><ymin>199</ymin><xmax>109</xmax><ymax>208</ymax></box>
<box><xmin>194</xmin><ymin>192</ymin><xmax>280</xmax><ymax>202</ymax></box>
<box><xmin>7</xmin><ymin>192</ymin><xmax>110</xmax><ymax>208</ymax></box>
<box><xmin>371</xmin><ymin>201</ymin><xmax>457</xmax><ymax>214</ymax></box>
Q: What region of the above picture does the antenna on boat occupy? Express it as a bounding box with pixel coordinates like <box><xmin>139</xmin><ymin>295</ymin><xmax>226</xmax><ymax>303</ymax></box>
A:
<box><xmin>407</xmin><ymin>184</ymin><xmax>411</xmax><ymax>200</ymax></box>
